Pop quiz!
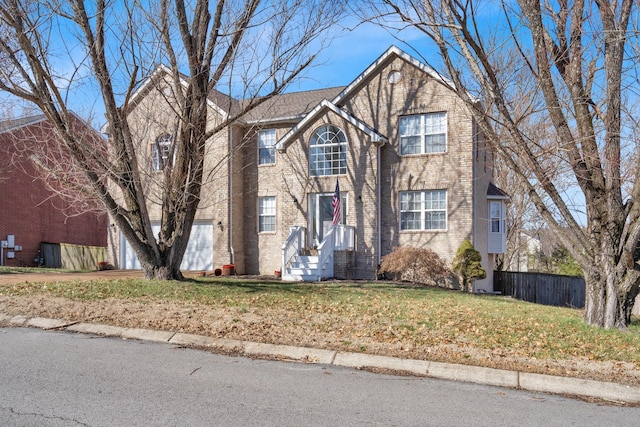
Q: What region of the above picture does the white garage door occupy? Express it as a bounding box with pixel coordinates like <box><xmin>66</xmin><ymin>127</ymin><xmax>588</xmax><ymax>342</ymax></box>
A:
<box><xmin>120</xmin><ymin>221</ymin><xmax>214</xmax><ymax>271</ymax></box>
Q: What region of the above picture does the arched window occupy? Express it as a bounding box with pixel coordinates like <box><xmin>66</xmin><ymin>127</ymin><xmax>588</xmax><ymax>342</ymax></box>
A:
<box><xmin>309</xmin><ymin>125</ymin><xmax>346</xmax><ymax>176</ymax></box>
<box><xmin>152</xmin><ymin>134</ymin><xmax>173</xmax><ymax>171</ymax></box>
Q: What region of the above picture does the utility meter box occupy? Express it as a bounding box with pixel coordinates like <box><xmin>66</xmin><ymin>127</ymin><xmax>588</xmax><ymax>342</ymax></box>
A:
<box><xmin>6</xmin><ymin>251</ymin><xmax>15</xmax><ymax>259</ymax></box>
<box><xmin>7</xmin><ymin>235</ymin><xmax>15</xmax><ymax>248</ymax></box>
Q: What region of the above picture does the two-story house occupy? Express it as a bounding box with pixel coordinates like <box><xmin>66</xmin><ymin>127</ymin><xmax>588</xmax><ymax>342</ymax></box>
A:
<box><xmin>110</xmin><ymin>46</ymin><xmax>507</xmax><ymax>292</ymax></box>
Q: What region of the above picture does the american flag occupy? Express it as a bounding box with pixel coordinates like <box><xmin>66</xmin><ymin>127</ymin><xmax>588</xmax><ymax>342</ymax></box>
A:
<box><xmin>332</xmin><ymin>180</ymin><xmax>341</xmax><ymax>225</ymax></box>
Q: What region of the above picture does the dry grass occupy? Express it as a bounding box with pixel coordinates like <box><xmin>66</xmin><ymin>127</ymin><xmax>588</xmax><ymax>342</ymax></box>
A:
<box><xmin>1</xmin><ymin>274</ymin><xmax>639</xmax><ymax>385</ymax></box>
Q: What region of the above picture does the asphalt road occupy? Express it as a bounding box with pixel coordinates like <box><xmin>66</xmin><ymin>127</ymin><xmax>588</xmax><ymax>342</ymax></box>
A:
<box><xmin>1</xmin><ymin>327</ymin><xmax>638</xmax><ymax>427</ymax></box>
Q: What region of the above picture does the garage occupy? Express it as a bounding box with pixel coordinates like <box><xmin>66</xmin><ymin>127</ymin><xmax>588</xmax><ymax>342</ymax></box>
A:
<box><xmin>120</xmin><ymin>221</ymin><xmax>214</xmax><ymax>271</ymax></box>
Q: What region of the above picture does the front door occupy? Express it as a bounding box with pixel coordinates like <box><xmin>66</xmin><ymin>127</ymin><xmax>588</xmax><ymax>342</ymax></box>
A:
<box><xmin>308</xmin><ymin>193</ymin><xmax>347</xmax><ymax>246</ymax></box>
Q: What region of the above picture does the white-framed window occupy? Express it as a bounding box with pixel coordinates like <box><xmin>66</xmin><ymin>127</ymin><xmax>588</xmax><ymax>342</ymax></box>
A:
<box><xmin>258</xmin><ymin>196</ymin><xmax>276</xmax><ymax>233</ymax></box>
<box><xmin>258</xmin><ymin>129</ymin><xmax>276</xmax><ymax>165</ymax></box>
<box><xmin>399</xmin><ymin>112</ymin><xmax>447</xmax><ymax>155</ymax></box>
<box><xmin>309</xmin><ymin>124</ymin><xmax>347</xmax><ymax>176</ymax></box>
<box><xmin>152</xmin><ymin>134</ymin><xmax>173</xmax><ymax>171</ymax></box>
<box><xmin>490</xmin><ymin>201</ymin><xmax>505</xmax><ymax>233</ymax></box>
<box><xmin>399</xmin><ymin>190</ymin><xmax>447</xmax><ymax>230</ymax></box>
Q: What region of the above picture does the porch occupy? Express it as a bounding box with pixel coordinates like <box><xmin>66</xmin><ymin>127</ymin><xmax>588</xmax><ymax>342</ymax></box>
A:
<box><xmin>281</xmin><ymin>225</ymin><xmax>355</xmax><ymax>281</ymax></box>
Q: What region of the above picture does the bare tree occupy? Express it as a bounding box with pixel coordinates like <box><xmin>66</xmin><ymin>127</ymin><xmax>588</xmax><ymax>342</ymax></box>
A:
<box><xmin>358</xmin><ymin>0</ymin><xmax>639</xmax><ymax>328</ymax></box>
<box><xmin>0</xmin><ymin>0</ymin><xmax>343</xmax><ymax>280</ymax></box>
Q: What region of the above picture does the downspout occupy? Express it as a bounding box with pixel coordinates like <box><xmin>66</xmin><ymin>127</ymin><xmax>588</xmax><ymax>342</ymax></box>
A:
<box><xmin>471</xmin><ymin>119</ymin><xmax>477</xmax><ymax>293</ymax></box>
<box><xmin>377</xmin><ymin>144</ymin><xmax>382</xmax><ymax>268</ymax></box>
<box><xmin>228</xmin><ymin>124</ymin><xmax>235</xmax><ymax>265</ymax></box>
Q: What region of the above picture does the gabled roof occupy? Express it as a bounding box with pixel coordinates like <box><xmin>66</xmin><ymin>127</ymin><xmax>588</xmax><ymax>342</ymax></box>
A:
<box><xmin>274</xmin><ymin>45</ymin><xmax>461</xmax><ymax>152</ymax></box>
<box><xmin>120</xmin><ymin>46</ymin><xmax>460</xmax><ymax>134</ymax></box>
<box><xmin>0</xmin><ymin>114</ymin><xmax>47</xmax><ymax>134</ymax></box>
<box><xmin>332</xmin><ymin>45</ymin><xmax>456</xmax><ymax>105</ymax></box>
<box><xmin>275</xmin><ymin>100</ymin><xmax>387</xmax><ymax>152</ymax></box>
<box><xmin>124</xmin><ymin>65</ymin><xmax>340</xmax><ymax>125</ymax></box>
<box><xmin>125</xmin><ymin>64</ymin><xmax>232</xmax><ymax>122</ymax></box>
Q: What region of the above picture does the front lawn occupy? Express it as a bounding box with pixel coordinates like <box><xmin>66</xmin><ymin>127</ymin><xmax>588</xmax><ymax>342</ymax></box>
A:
<box><xmin>1</xmin><ymin>275</ymin><xmax>639</xmax><ymax>385</ymax></box>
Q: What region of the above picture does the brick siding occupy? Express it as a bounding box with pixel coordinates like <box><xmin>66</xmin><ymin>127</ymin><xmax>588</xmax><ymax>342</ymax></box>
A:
<box><xmin>0</xmin><ymin>121</ymin><xmax>107</xmax><ymax>267</ymax></box>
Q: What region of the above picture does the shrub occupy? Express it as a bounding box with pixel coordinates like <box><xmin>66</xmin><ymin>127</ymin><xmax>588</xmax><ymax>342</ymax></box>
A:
<box><xmin>379</xmin><ymin>246</ymin><xmax>451</xmax><ymax>286</ymax></box>
<box><xmin>451</xmin><ymin>240</ymin><xmax>486</xmax><ymax>292</ymax></box>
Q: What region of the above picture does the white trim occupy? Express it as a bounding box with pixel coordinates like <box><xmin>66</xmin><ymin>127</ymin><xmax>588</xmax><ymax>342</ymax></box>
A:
<box><xmin>399</xmin><ymin>112</ymin><xmax>448</xmax><ymax>155</ymax></box>
<box><xmin>258</xmin><ymin>128</ymin><xmax>277</xmax><ymax>165</ymax></box>
<box><xmin>246</xmin><ymin>114</ymin><xmax>306</xmax><ymax>125</ymax></box>
<box><xmin>331</xmin><ymin>46</ymin><xmax>461</xmax><ymax>105</ymax></box>
<box><xmin>487</xmin><ymin>199</ymin><xmax>507</xmax><ymax>254</ymax></box>
<box><xmin>117</xmin><ymin>64</ymin><xmax>231</xmax><ymax>125</ymax></box>
<box><xmin>275</xmin><ymin>100</ymin><xmax>387</xmax><ymax>152</ymax></box>
<box><xmin>398</xmin><ymin>190</ymin><xmax>448</xmax><ymax>231</ymax></box>
<box><xmin>258</xmin><ymin>195</ymin><xmax>277</xmax><ymax>233</ymax></box>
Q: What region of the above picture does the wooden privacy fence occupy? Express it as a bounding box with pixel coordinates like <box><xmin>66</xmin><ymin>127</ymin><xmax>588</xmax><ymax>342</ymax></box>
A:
<box><xmin>494</xmin><ymin>271</ymin><xmax>585</xmax><ymax>309</ymax></box>
<box><xmin>41</xmin><ymin>242</ymin><xmax>106</xmax><ymax>270</ymax></box>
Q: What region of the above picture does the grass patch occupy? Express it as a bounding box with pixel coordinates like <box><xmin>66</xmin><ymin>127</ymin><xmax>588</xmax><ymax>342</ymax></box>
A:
<box><xmin>1</xmin><ymin>275</ymin><xmax>639</xmax><ymax>365</ymax></box>
<box><xmin>0</xmin><ymin>267</ymin><xmax>90</xmax><ymax>274</ymax></box>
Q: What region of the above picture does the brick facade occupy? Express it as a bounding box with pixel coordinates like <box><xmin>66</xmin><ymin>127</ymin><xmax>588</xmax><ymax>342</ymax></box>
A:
<box><xmin>0</xmin><ymin>118</ymin><xmax>107</xmax><ymax>267</ymax></box>
<box><xmin>113</xmin><ymin>47</ymin><xmax>503</xmax><ymax>289</ymax></box>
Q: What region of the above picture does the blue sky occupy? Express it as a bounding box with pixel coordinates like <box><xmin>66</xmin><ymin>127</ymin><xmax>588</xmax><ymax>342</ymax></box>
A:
<box><xmin>1</xmin><ymin>12</ymin><xmax>437</xmax><ymax>130</ymax></box>
<box><xmin>289</xmin><ymin>19</ymin><xmax>438</xmax><ymax>93</ymax></box>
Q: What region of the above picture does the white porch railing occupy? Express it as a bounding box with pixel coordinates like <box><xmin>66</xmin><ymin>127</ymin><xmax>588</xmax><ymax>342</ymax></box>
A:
<box><xmin>333</xmin><ymin>225</ymin><xmax>355</xmax><ymax>251</ymax></box>
<box><xmin>281</xmin><ymin>224</ymin><xmax>355</xmax><ymax>281</ymax></box>
<box><xmin>316</xmin><ymin>225</ymin><xmax>355</xmax><ymax>280</ymax></box>
<box><xmin>281</xmin><ymin>226</ymin><xmax>306</xmax><ymax>273</ymax></box>
<box><xmin>316</xmin><ymin>226</ymin><xmax>335</xmax><ymax>281</ymax></box>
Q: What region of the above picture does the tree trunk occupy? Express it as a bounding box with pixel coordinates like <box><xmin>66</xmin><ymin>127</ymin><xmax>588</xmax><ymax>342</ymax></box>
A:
<box><xmin>142</xmin><ymin>263</ymin><xmax>184</xmax><ymax>281</ymax></box>
<box><xmin>140</xmin><ymin>246</ymin><xmax>185</xmax><ymax>281</ymax></box>
<box><xmin>583</xmin><ymin>256</ymin><xmax>640</xmax><ymax>329</ymax></box>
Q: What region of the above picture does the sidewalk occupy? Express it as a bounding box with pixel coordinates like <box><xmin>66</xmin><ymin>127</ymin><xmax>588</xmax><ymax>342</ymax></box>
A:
<box><xmin>2</xmin><ymin>312</ymin><xmax>639</xmax><ymax>405</ymax></box>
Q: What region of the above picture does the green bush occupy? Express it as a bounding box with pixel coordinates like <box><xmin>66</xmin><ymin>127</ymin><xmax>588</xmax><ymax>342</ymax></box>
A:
<box><xmin>452</xmin><ymin>240</ymin><xmax>486</xmax><ymax>292</ymax></box>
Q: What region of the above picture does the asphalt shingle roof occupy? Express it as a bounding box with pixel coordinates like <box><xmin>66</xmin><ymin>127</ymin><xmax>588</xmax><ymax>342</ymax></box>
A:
<box><xmin>237</xmin><ymin>86</ymin><xmax>345</xmax><ymax>123</ymax></box>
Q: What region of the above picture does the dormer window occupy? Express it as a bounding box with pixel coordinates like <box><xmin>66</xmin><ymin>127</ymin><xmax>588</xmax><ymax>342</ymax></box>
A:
<box><xmin>309</xmin><ymin>125</ymin><xmax>346</xmax><ymax>176</ymax></box>
<box><xmin>152</xmin><ymin>134</ymin><xmax>173</xmax><ymax>171</ymax></box>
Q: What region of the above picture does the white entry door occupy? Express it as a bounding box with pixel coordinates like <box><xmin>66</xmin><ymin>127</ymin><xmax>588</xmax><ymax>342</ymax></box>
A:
<box><xmin>308</xmin><ymin>193</ymin><xmax>347</xmax><ymax>246</ymax></box>
<box><xmin>120</xmin><ymin>221</ymin><xmax>214</xmax><ymax>271</ymax></box>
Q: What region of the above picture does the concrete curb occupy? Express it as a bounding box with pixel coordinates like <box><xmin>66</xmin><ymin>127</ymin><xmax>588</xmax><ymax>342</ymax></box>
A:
<box><xmin>3</xmin><ymin>313</ymin><xmax>639</xmax><ymax>404</ymax></box>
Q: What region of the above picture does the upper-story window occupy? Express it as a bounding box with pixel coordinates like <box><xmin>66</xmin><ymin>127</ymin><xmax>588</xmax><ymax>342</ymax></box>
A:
<box><xmin>399</xmin><ymin>112</ymin><xmax>447</xmax><ymax>155</ymax></box>
<box><xmin>152</xmin><ymin>134</ymin><xmax>173</xmax><ymax>171</ymax></box>
<box><xmin>309</xmin><ymin>124</ymin><xmax>347</xmax><ymax>176</ymax></box>
<box><xmin>258</xmin><ymin>129</ymin><xmax>276</xmax><ymax>165</ymax></box>
<box><xmin>399</xmin><ymin>190</ymin><xmax>447</xmax><ymax>231</ymax></box>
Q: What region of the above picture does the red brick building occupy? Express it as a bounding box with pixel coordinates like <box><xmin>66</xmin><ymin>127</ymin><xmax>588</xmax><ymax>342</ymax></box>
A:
<box><xmin>0</xmin><ymin>114</ymin><xmax>107</xmax><ymax>267</ymax></box>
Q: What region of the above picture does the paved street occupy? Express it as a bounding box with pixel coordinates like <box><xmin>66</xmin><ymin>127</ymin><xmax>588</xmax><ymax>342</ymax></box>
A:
<box><xmin>1</xmin><ymin>327</ymin><xmax>638</xmax><ymax>426</ymax></box>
